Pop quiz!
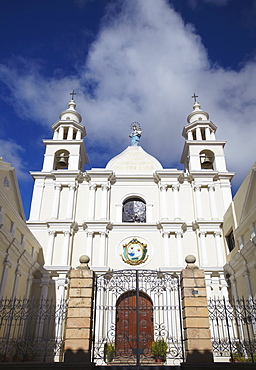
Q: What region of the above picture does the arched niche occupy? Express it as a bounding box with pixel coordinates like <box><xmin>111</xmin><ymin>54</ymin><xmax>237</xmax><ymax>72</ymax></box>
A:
<box><xmin>200</xmin><ymin>149</ymin><xmax>214</xmax><ymax>170</ymax></box>
<box><xmin>54</xmin><ymin>149</ymin><xmax>70</xmax><ymax>170</ymax></box>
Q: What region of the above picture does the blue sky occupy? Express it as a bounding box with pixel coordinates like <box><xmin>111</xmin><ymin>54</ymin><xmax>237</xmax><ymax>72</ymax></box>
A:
<box><xmin>0</xmin><ymin>0</ymin><xmax>256</xmax><ymax>219</ymax></box>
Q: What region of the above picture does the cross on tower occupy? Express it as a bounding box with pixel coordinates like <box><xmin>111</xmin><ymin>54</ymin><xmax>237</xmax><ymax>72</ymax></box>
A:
<box><xmin>191</xmin><ymin>93</ymin><xmax>198</xmax><ymax>103</ymax></box>
<box><xmin>70</xmin><ymin>90</ymin><xmax>76</xmax><ymax>100</ymax></box>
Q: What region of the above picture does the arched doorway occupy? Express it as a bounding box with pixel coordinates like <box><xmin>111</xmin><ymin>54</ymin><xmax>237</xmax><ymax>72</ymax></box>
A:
<box><xmin>93</xmin><ymin>269</ymin><xmax>184</xmax><ymax>366</ymax></box>
<box><xmin>116</xmin><ymin>290</ymin><xmax>153</xmax><ymax>357</ymax></box>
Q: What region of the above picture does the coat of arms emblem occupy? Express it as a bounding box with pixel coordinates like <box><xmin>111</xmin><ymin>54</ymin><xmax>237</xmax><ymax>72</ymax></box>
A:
<box><xmin>121</xmin><ymin>238</ymin><xmax>148</xmax><ymax>265</ymax></box>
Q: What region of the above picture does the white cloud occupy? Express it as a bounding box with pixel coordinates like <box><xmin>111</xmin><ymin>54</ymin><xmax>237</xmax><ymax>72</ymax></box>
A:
<box><xmin>0</xmin><ymin>0</ymin><xmax>256</xmax><ymax>190</ymax></box>
<box><xmin>0</xmin><ymin>139</ymin><xmax>29</xmax><ymax>181</ymax></box>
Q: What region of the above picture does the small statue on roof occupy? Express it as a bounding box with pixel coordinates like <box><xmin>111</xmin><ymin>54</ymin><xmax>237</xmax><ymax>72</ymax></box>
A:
<box><xmin>129</xmin><ymin>122</ymin><xmax>142</xmax><ymax>146</ymax></box>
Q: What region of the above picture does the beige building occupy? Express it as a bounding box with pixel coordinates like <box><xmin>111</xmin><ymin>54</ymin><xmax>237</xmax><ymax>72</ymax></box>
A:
<box><xmin>223</xmin><ymin>162</ymin><xmax>256</xmax><ymax>300</ymax></box>
<box><xmin>0</xmin><ymin>158</ymin><xmax>43</xmax><ymax>300</ymax></box>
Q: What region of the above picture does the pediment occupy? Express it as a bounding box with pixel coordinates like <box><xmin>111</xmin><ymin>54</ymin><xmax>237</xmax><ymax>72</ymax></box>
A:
<box><xmin>106</xmin><ymin>146</ymin><xmax>163</xmax><ymax>173</ymax></box>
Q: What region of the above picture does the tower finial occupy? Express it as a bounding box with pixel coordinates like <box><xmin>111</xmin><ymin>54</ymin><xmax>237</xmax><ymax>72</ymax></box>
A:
<box><xmin>70</xmin><ymin>90</ymin><xmax>76</xmax><ymax>101</ymax></box>
<box><xmin>191</xmin><ymin>93</ymin><xmax>198</xmax><ymax>103</ymax></box>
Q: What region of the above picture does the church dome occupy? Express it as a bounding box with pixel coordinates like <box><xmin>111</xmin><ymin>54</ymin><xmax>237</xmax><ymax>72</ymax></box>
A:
<box><xmin>106</xmin><ymin>146</ymin><xmax>163</xmax><ymax>173</ymax></box>
<box><xmin>187</xmin><ymin>101</ymin><xmax>209</xmax><ymax>124</ymax></box>
<box><xmin>59</xmin><ymin>99</ymin><xmax>82</xmax><ymax>123</ymax></box>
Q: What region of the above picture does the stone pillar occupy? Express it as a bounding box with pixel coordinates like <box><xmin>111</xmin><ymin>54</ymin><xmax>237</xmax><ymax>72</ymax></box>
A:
<box><xmin>64</xmin><ymin>255</ymin><xmax>94</xmax><ymax>364</ymax></box>
<box><xmin>88</xmin><ymin>183</ymin><xmax>97</xmax><ymax>220</ymax></box>
<box><xmin>198</xmin><ymin>231</ymin><xmax>207</xmax><ymax>266</ymax></box>
<box><xmin>243</xmin><ymin>268</ymin><xmax>253</xmax><ymax>299</ymax></box>
<box><xmin>101</xmin><ymin>184</ymin><xmax>110</xmax><ymax>220</ymax></box>
<box><xmin>62</xmin><ymin>231</ymin><xmax>71</xmax><ymax>265</ymax></box>
<box><xmin>176</xmin><ymin>231</ymin><xmax>183</xmax><ymax>266</ymax></box>
<box><xmin>29</xmin><ymin>180</ymin><xmax>45</xmax><ymax>220</ymax></box>
<box><xmin>52</xmin><ymin>183</ymin><xmax>62</xmax><ymax>219</ymax></box>
<box><xmin>11</xmin><ymin>265</ymin><xmax>22</xmax><ymax>299</ymax></box>
<box><xmin>196</xmin><ymin>127</ymin><xmax>202</xmax><ymax>140</ymax></box>
<box><xmin>99</xmin><ymin>231</ymin><xmax>108</xmax><ymax>266</ymax></box>
<box><xmin>67</xmin><ymin>184</ymin><xmax>77</xmax><ymax>219</ymax></box>
<box><xmin>214</xmin><ymin>231</ymin><xmax>224</xmax><ymax>266</ymax></box>
<box><xmin>181</xmin><ymin>255</ymin><xmax>213</xmax><ymax>363</ymax></box>
<box><xmin>0</xmin><ymin>258</ymin><xmax>12</xmax><ymax>299</ymax></box>
<box><xmin>205</xmin><ymin>127</ymin><xmax>211</xmax><ymax>140</ymax></box>
<box><xmin>159</xmin><ymin>184</ymin><xmax>168</xmax><ymax>220</ymax></box>
<box><xmin>208</xmin><ymin>184</ymin><xmax>218</xmax><ymax>220</ymax></box>
<box><xmin>45</xmin><ymin>230</ymin><xmax>56</xmax><ymax>265</ymax></box>
<box><xmin>172</xmin><ymin>184</ymin><xmax>181</xmax><ymax>220</ymax></box>
<box><xmin>193</xmin><ymin>184</ymin><xmax>203</xmax><ymax>220</ymax></box>
<box><xmin>86</xmin><ymin>231</ymin><xmax>94</xmax><ymax>262</ymax></box>
<box><xmin>162</xmin><ymin>231</ymin><xmax>170</xmax><ymax>266</ymax></box>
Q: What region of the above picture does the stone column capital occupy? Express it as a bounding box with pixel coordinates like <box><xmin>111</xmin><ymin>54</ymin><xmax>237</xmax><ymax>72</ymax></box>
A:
<box><xmin>172</xmin><ymin>184</ymin><xmax>180</xmax><ymax>191</ymax></box>
<box><xmin>175</xmin><ymin>231</ymin><xmax>183</xmax><ymax>238</ymax></box>
<box><xmin>48</xmin><ymin>230</ymin><xmax>57</xmax><ymax>237</ymax></box>
<box><xmin>159</xmin><ymin>183</ymin><xmax>168</xmax><ymax>191</ymax></box>
<box><xmin>4</xmin><ymin>258</ymin><xmax>12</xmax><ymax>269</ymax></box>
<box><xmin>68</xmin><ymin>183</ymin><xmax>77</xmax><ymax>191</ymax></box>
<box><xmin>64</xmin><ymin>230</ymin><xmax>71</xmax><ymax>237</ymax></box>
<box><xmin>162</xmin><ymin>231</ymin><xmax>170</xmax><ymax>237</ymax></box>
<box><xmin>15</xmin><ymin>265</ymin><xmax>22</xmax><ymax>277</ymax></box>
<box><xmin>89</xmin><ymin>183</ymin><xmax>97</xmax><ymax>191</ymax></box>
<box><xmin>199</xmin><ymin>231</ymin><xmax>206</xmax><ymax>237</ymax></box>
<box><xmin>54</xmin><ymin>183</ymin><xmax>62</xmax><ymax>190</ymax></box>
<box><xmin>214</xmin><ymin>231</ymin><xmax>222</xmax><ymax>237</ymax></box>
<box><xmin>86</xmin><ymin>231</ymin><xmax>94</xmax><ymax>237</ymax></box>
<box><xmin>193</xmin><ymin>183</ymin><xmax>201</xmax><ymax>191</ymax></box>
<box><xmin>101</xmin><ymin>183</ymin><xmax>110</xmax><ymax>191</ymax></box>
<box><xmin>208</xmin><ymin>184</ymin><xmax>215</xmax><ymax>191</ymax></box>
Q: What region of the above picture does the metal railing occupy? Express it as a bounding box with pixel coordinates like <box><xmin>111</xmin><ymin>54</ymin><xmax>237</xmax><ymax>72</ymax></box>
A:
<box><xmin>208</xmin><ymin>297</ymin><xmax>256</xmax><ymax>362</ymax></box>
<box><xmin>0</xmin><ymin>297</ymin><xmax>67</xmax><ymax>362</ymax></box>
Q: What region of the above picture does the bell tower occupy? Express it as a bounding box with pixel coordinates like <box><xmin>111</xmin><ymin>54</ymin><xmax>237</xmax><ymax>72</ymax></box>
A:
<box><xmin>42</xmin><ymin>95</ymin><xmax>88</xmax><ymax>172</ymax></box>
<box><xmin>180</xmin><ymin>96</ymin><xmax>227</xmax><ymax>173</ymax></box>
<box><xmin>28</xmin><ymin>93</ymin><xmax>88</xmax><ymax>222</ymax></box>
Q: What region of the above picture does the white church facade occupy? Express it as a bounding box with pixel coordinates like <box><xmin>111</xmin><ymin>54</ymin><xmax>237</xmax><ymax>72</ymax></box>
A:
<box><xmin>27</xmin><ymin>96</ymin><xmax>234</xmax><ymax>303</ymax></box>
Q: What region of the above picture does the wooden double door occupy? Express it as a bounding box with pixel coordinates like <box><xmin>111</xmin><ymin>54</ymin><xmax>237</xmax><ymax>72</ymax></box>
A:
<box><xmin>116</xmin><ymin>290</ymin><xmax>154</xmax><ymax>357</ymax></box>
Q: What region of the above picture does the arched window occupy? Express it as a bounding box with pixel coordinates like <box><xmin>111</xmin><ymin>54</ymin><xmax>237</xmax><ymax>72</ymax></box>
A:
<box><xmin>122</xmin><ymin>197</ymin><xmax>146</xmax><ymax>223</ymax></box>
<box><xmin>200</xmin><ymin>150</ymin><xmax>214</xmax><ymax>170</ymax></box>
<box><xmin>54</xmin><ymin>150</ymin><xmax>69</xmax><ymax>170</ymax></box>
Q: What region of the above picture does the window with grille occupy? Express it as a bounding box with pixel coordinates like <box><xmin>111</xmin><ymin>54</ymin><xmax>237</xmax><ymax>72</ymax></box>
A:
<box><xmin>122</xmin><ymin>198</ymin><xmax>146</xmax><ymax>223</ymax></box>
<box><xmin>226</xmin><ymin>230</ymin><xmax>235</xmax><ymax>252</ymax></box>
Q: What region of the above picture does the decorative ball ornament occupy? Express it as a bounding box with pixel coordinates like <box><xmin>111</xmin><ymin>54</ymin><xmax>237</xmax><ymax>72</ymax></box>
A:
<box><xmin>185</xmin><ymin>255</ymin><xmax>196</xmax><ymax>264</ymax></box>
<box><xmin>79</xmin><ymin>255</ymin><xmax>90</xmax><ymax>264</ymax></box>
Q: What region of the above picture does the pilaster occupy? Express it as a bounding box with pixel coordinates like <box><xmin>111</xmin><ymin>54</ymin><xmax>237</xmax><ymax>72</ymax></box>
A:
<box><xmin>181</xmin><ymin>255</ymin><xmax>213</xmax><ymax>363</ymax></box>
<box><xmin>64</xmin><ymin>255</ymin><xmax>94</xmax><ymax>364</ymax></box>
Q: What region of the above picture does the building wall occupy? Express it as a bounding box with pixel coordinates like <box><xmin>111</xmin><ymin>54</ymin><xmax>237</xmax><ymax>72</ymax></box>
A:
<box><xmin>0</xmin><ymin>158</ymin><xmax>43</xmax><ymax>300</ymax></box>
<box><xmin>223</xmin><ymin>162</ymin><xmax>256</xmax><ymax>299</ymax></box>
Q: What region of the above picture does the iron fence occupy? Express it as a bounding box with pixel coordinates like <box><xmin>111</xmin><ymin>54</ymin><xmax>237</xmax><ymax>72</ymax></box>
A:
<box><xmin>0</xmin><ymin>297</ymin><xmax>67</xmax><ymax>362</ymax></box>
<box><xmin>208</xmin><ymin>297</ymin><xmax>256</xmax><ymax>362</ymax></box>
<box><xmin>92</xmin><ymin>269</ymin><xmax>184</xmax><ymax>366</ymax></box>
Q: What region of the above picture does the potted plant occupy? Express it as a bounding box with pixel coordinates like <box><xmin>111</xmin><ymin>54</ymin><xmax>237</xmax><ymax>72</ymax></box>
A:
<box><xmin>150</xmin><ymin>338</ymin><xmax>168</xmax><ymax>362</ymax></box>
<box><xmin>104</xmin><ymin>342</ymin><xmax>115</xmax><ymax>363</ymax></box>
<box><xmin>12</xmin><ymin>340</ymin><xmax>35</xmax><ymax>362</ymax></box>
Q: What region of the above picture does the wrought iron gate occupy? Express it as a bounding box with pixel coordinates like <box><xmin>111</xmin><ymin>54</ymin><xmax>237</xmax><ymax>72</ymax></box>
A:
<box><xmin>208</xmin><ymin>297</ymin><xmax>256</xmax><ymax>363</ymax></box>
<box><xmin>92</xmin><ymin>269</ymin><xmax>184</xmax><ymax>366</ymax></box>
<box><xmin>0</xmin><ymin>297</ymin><xmax>67</xmax><ymax>362</ymax></box>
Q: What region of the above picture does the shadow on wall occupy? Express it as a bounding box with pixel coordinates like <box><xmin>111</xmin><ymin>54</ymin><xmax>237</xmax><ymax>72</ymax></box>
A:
<box><xmin>186</xmin><ymin>349</ymin><xmax>213</xmax><ymax>363</ymax></box>
<box><xmin>64</xmin><ymin>348</ymin><xmax>91</xmax><ymax>363</ymax></box>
